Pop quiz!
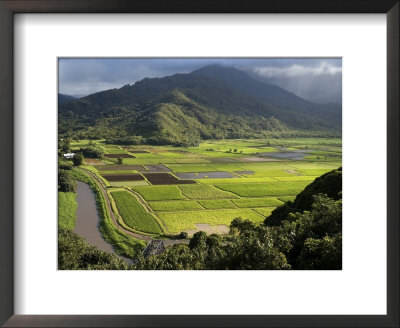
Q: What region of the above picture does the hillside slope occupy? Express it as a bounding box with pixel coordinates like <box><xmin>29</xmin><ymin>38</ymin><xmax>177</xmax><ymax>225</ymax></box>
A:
<box><xmin>265</xmin><ymin>167</ymin><xmax>342</xmax><ymax>227</ymax></box>
<box><xmin>191</xmin><ymin>65</ymin><xmax>342</xmax><ymax>128</ymax></box>
<box><xmin>59</xmin><ymin>66</ymin><xmax>341</xmax><ymax>144</ymax></box>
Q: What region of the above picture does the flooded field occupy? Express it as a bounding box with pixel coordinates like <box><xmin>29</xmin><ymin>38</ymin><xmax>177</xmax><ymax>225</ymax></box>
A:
<box><xmin>176</xmin><ymin>171</ymin><xmax>236</xmax><ymax>179</ymax></box>
<box><xmin>261</xmin><ymin>151</ymin><xmax>309</xmax><ymax>160</ymax></box>
<box><xmin>144</xmin><ymin>164</ymin><xmax>172</xmax><ymax>172</ymax></box>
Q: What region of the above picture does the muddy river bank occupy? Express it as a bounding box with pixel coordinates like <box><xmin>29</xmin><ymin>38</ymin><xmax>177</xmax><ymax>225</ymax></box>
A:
<box><xmin>74</xmin><ymin>181</ymin><xmax>133</xmax><ymax>265</ymax></box>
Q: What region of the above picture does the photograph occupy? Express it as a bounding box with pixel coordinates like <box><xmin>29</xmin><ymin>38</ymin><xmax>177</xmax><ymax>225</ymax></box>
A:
<box><xmin>57</xmin><ymin>58</ymin><xmax>342</xmax><ymax>270</ymax></box>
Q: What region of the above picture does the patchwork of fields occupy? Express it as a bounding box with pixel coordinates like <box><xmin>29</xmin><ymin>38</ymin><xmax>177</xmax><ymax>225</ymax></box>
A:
<box><xmin>71</xmin><ymin>138</ymin><xmax>342</xmax><ymax>236</ymax></box>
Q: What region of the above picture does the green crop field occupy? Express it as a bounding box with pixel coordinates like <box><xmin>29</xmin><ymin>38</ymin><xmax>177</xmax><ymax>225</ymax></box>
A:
<box><xmin>157</xmin><ymin>208</ymin><xmax>264</xmax><ymax>233</ymax></box>
<box><xmin>277</xmin><ymin>196</ymin><xmax>297</xmax><ymax>202</ymax></box>
<box><xmin>110</xmin><ymin>191</ymin><xmax>162</xmax><ymax>234</ymax></box>
<box><xmin>198</xmin><ymin>177</ymin><xmax>276</xmax><ymax>184</ymax></box>
<box><xmin>132</xmin><ymin>185</ymin><xmax>187</xmax><ymax>200</ymax></box>
<box><xmin>179</xmin><ymin>184</ymin><xmax>239</xmax><ymax>199</ymax></box>
<box><xmin>198</xmin><ymin>199</ymin><xmax>236</xmax><ymax>209</ymax></box>
<box><xmin>232</xmin><ymin>197</ymin><xmax>283</xmax><ymax>208</ymax></box>
<box><xmin>272</xmin><ymin>176</ymin><xmax>318</xmax><ymax>181</ymax></box>
<box><xmin>167</xmin><ymin>163</ymin><xmax>247</xmax><ymax>173</ymax></box>
<box><xmin>109</xmin><ymin>180</ymin><xmax>149</xmax><ymax>187</ymax></box>
<box><xmin>149</xmin><ymin>200</ymin><xmax>203</xmax><ymax>211</ymax></box>
<box><xmin>68</xmin><ymin>137</ymin><xmax>341</xmax><ymax>237</ymax></box>
<box><xmin>253</xmin><ymin>207</ymin><xmax>275</xmax><ymax>217</ymax></box>
<box><xmin>58</xmin><ymin>192</ymin><xmax>77</xmax><ymax>230</ymax></box>
<box><xmin>215</xmin><ymin>181</ymin><xmax>311</xmax><ymax>197</ymax></box>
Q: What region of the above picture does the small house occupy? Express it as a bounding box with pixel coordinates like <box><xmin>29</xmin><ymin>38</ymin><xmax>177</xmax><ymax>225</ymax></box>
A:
<box><xmin>63</xmin><ymin>152</ymin><xmax>75</xmax><ymax>159</ymax></box>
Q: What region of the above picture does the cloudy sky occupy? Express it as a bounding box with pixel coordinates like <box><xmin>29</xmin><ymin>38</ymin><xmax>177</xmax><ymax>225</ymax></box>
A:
<box><xmin>59</xmin><ymin>58</ymin><xmax>342</xmax><ymax>104</ymax></box>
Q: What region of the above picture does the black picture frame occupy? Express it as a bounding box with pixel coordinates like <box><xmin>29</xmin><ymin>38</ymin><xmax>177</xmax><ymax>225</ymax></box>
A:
<box><xmin>0</xmin><ymin>1</ymin><xmax>398</xmax><ymax>327</ymax></box>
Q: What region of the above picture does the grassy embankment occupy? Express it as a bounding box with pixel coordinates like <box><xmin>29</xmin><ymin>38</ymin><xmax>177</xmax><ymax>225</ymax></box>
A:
<box><xmin>58</xmin><ymin>192</ymin><xmax>77</xmax><ymax>230</ymax></box>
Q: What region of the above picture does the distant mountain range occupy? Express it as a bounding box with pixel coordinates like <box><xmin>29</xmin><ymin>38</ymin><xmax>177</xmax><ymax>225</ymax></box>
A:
<box><xmin>58</xmin><ymin>65</ymin><xmax>341</xmax><ymax>145</ymax></box>
<box><xmin>58</xmin><ymin>93</ymin><xmax>77</xmax><ymax>105</ymax></box>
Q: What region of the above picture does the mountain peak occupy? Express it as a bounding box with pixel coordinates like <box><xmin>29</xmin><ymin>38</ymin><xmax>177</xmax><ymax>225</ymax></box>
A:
<box><xmin>191</xmin><ymin>64</ymin><xmax>245</xmax><ymax>77</ymax></box>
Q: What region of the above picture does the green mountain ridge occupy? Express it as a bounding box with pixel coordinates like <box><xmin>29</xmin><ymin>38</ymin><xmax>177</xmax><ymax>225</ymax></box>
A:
<box><xmin>191</xmin><ymin>65</ymin><xmax>342</xmax><ymax>126</ymax></box>
<box><xmin>59</xmin><ymin>66</ymin><xmax>341</xmax><ymax>144</ymax></box>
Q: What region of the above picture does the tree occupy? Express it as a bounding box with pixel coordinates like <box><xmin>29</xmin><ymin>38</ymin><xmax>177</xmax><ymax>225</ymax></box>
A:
<box><xmin>58</xmin><ymin>228</ymin><xmax>127</xmax><ymax>270</ymax></box>
<box><xmin>79</xmin><ymin>147</ymin><xmax>103</xmax><ymax>158</ymax></box>
<box><xmin>117</xmin><ymin>157</ymin><xmax>123</xmax><ymax>164</ymax></box>
<box><xmin>58</xmin><ymin>170</ymin><xmax>77</xmax><ymax>192</ymax></box>
<box><xmin>59</xmin><ymin>138</ymin><xmax>70</xmax><ymax>152</ymax></box>
<box><xmin>73</xmin><ymin>153</ymin><xmax>84</xmax><ymax>166</ymax></box>
<box><xmin>298</xmin><ymin>234</ymin><xmax>342</xmax><ymax>270</ymax></box>
<box><xmin>226</xmin><ymin>219</ymin><xmax>291</xmax><ymax>270</ymax></box>
<box><xmin>189</xmin><ymin>231</ymin><xmax>208</xmax><ymax>250</ymax></box>
<box><xmin>280</xmin><ymin>194</ymin><xmax>342</xmax><ymax>269</ymax></box>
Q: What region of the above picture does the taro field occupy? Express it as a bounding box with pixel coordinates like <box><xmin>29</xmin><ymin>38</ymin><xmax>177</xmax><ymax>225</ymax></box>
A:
<box><xmin>70</xmin><ymin>138</ymin><xmax>342</xmax><ymax>236</ymax></box>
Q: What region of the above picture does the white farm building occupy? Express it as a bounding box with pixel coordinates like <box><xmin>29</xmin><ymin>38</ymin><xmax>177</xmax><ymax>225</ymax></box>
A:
<box><xmin>63</xmin><ymin>153</ymin><xmax>75</xmax><ymax>159</ymax></box>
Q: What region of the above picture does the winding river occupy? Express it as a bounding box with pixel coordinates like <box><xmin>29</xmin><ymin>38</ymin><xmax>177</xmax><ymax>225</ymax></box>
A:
<box><xmin>74</xmin><ymin>181</ymin><xmax>133</xmax><ymax>264</ymax></box>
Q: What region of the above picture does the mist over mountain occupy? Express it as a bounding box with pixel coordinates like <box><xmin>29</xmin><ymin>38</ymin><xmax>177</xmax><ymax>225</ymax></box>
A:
<box><xmin>245</xmin><ymin>68</ymin><xmax>342</xmax><ymax>105</ymax></box>
<box><xmin>191</xmin><ymin>65</ymin><xmax>341</xmax><ymax>125</ymax></box>
<box><xmin>59</xmin><ymin>65</ymin><xmax>341</xmax><ymax>145</ymax></box>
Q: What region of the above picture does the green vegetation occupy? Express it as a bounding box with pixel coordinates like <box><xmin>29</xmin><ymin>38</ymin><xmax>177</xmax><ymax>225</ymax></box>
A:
<box><xmin>232</xmin><ymin>197</ymin><xmax>283</xmax><ymax>208</ymax></box>
<box><xmin>134</xmin><ymin>220</ymin><xmax>291</xmax><ymax>270</ymax></box>
<box><xmin>76</xmin><ymin>146</ymin><xmax>103</xmax><ymax>158</ymax></box>
<box><xmin>132</xmin><ymin>185</ymin><xmax>186</xmax><ymax>201</ymax></box>
<box><xmin>59</xmin><ymin>66</ymin><xmax>340</xmax><ymax>143</ymax></box>
<box><xmin>197</xmin><ymin>199</ymin><xmax>235</xmax><ymax>209</ymax></box>
<box><xmin>149</xmin><ymin>200</ymin><xmax>203</xmax><ymax>211</ymax></box>
<box><xmin>110</xmin><ymin>180</ymin><xmax>149</xmax><ymax>187</ymax></box>
<box><xmin>266</xmin><ymin>168</ymin><xmax>342</xmax><ymax>227</ymax></box>
<box><xmin>72</xmin><ymin>169</ymin><xmax>145</xmax><ymax>258</ymax></box>
<box><xmin>58</xmin><ymin>58</ymin><xmax>342</xmax><ymax>271</ymax></box>
<box><xmin>135</xmin><ymin>168</ymin><xmax>342</xmax><ymax>270</ymax></box>
<box><xmin>179</xmin><ymin>184</ymin><xmax>238</xmax><ymax>199</ymax></box>
<box><xmin>111</xmin><ymin>191</ymin><xmax>162</xmax><ymax>234</ymax></box>
<box><xmin>58</xmin><ymin>228</ymin><xmax>127</xmax><ymax>270</ymax></box>
<box><xmin>215</xmin><ymin>181</ymin><xmax>309</xmax><ymax>197</ymax></box>
<box><xmin>199</xmin><ymin>177</ymin><xmax>276</xmax><ymax>184</ymax></box>
<box><xmin>73</xmin><ymin>153</ymin><xmax>84</xmax><ymax>166</ymax></box>
<box><xmin>277</xmin><ymin>196</ymin><xmax>296</xmax><ymax>202</ymax></box>
<box><xmin>157</xmin><ymin>209</ymin><xmax>264</xmax><ymax>233</ymax></box>
<box><xmin>253</xmin><ymin>207</ymin><xmax>275</xmax><ymax>217</ymax></box>
<box><xmin>58</xmin><ymin>169</ymin><xmax>77</xmax><ymax>192</ymax></box>
<box><xmin>58</xmin><ymin>192</ymin><xmax>77</xmax><ymax>230</ymax></box>
<box><xmin>58</xmin><ymin>135</ymin><xmax>341</xmax><ymax>270</ymax></box>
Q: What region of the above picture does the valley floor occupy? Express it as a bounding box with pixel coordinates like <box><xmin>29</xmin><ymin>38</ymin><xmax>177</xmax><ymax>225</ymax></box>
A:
<box><xmin>65</xmin><ymin>137</ymin><xmax>342</xmax><ymax>238</ymax></box>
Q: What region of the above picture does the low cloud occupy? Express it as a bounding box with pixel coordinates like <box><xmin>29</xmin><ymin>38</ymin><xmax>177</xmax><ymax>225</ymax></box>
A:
<box><xmin>252</xmin><ymin>62</ymin><xmax>342</xmax><ymax>78</ymax></box>
<box><xmin>58</xmin><ymin>58</ymin><xmax>342</xmax><ymax>104</ymax></box>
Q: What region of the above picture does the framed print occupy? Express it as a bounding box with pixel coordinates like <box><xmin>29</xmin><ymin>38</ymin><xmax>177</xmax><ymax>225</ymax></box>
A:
<box><xmin>0</xmin><ymin>1</ymin><xmax>398</xmax><ymax>327</ymax></box>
